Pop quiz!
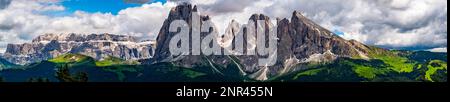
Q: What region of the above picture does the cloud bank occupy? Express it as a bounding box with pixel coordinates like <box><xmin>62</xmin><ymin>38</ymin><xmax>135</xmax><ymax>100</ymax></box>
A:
<box><xmin>0</xmin><ymin>0</ymin><xmax>175</xmax><ymax>52</ymax></box>
<box><xmin>191</xmin><ymin>0</ymin><xmax>447</xmax><ymax>51</ymax></box>
<box><xmin>0</xmin><ymin>0</ymin><xmax>447</xmax><ymax>53</ymax></box>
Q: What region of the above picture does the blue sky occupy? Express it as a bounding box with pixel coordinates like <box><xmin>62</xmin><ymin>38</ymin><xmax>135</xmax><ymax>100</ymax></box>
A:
<box><xmin>61</xmin><ymin>0</ymin><xmax>167</xmax><ymax>15</ymax></box>
<box><xmin>332</xmin><ymin>29</ymin><xmax>344</xmax><ymax>36</ymax></box>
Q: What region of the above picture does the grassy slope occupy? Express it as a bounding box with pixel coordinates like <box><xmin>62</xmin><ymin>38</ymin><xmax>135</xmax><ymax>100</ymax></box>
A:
<box><xmin>425</xmin><ymin>60</ymin><xmax>447</xmax><ymax>82</ymax></box>
<box><xmin>95</xmin><ymin>56</ymin><xmax>140</xmax><ymax>67</ymax></box>
<box><xmin>366</xmin><ymin>47</ymin><xmax>416</xmax><ymax>73</ymax></box>
<box><xmin>274</xmin><ymin>46</ymin><xmax>447</xmax><ymax>82</ymax></box>
<box><xmin>1</xmin><ymin>50</ymin><xmax>446</xmax><ymax>82</ymax></box>
<box><xmin>0</xmin><ymin>57</ymin><xmax>18</xmax><ymax>69</ymax></box>
<box><xmin>48</xmin><ymin>54</ymin><xmax>91</xmax><ymax>64</ymax></box>
<box><xmin>0</xmin><ymin>53</ymin><xmax>235</xmax><ymax>82</ymax></box>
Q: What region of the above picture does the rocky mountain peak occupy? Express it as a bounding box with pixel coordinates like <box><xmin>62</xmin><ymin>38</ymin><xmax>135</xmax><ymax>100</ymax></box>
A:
<box><xmin>292</xmin><ymin>10</ymin><xmax>311</xmax><ymax>23</ymax></box>
<box><xmin>152</xmin><ymin>6</ymin><xmax>374</xmax><ymax>80</ymax></box>
<box><xmin>221</xmin><ymin>20</ymin><xmax>240</xmax><ymax>45</ymax></box>
<box><xmin>293</xmin><ymin>10</ymin><xmax>305</xmax><ymax>17</ymax></box>
<box><xmin>249</xmin><ymin>14</ymin><xmax>271</xmax><ymax>22</ymax></box>
<box><xmin>154</xmin><ymin>3</ymin><xmax>212</xmax><ymax>63</ymax></box>
<box><xmin>168</xmin><ymin>2</ymin><xmax>194</xmax><ymax>21</ymax></box>
<box><xmin>32</xmin><ymin>33</ymin><xmax>138</xmax><ymax>44</ymax></box>
<box><xmin>192</xmin><ymin>5</ymin><xmax>198</xmax><ymax>12</ymax></box>
<box><xmin>2</xmin><ymin>33</ymin><xmax>154</xmax><ymax>65</ymax></box>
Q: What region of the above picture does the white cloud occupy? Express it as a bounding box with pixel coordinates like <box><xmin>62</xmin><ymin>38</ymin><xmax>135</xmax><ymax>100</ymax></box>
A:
<box><xmin>194</xmin><ymin>0</ymin><xmax>273</xmax><ymax>35</ymax></box>
<box><xmin>0</xmin><ymin>0</ymin><xmax>447</xmax><ymax>52</ymax></box>
<box><xmin>428</xmin><ymin>47</ymin><xmax>447</xmax><ymax>53</ymax></box>
<box><xmin>0</xmin><ymin>0</ymin><xmax>176</xmax><ymax>52</ymax></box>
<box><xmin>192</xmin><ymin>0</ymin><xmax>447</xmax><ymax>50</ymax></box>
<box><xmin>273</xmin><ymin>0</ymin><xmax>447</xmax><ymax>50</ymax></box>
<box><xmin>114</xmin><ymin>2</ymin><xmax>176</xmax><ymax>38</ymax></box>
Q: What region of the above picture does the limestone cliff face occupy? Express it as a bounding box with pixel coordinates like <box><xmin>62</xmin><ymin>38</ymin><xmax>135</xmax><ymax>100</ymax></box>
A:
<box><xmin>270</xmin><ymin>11</ymin><xmax>372</xmax><ymax>76</ymax></box>
<box><xmin>152</xmin><ymin>3</ymin><xmax>229</xmax><ymax>68</ymax></box>
<box><xmin>3</xmin><ymin>33</ymin><xmax>154</xmax><ymax>65</ymax></box>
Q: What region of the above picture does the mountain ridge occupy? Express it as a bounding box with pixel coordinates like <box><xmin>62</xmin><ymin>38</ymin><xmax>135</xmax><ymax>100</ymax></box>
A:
<box><xmin>1</xmin><ymin>33</ymin><xmax>155</xmax><ymax>65</ymax></box>
<box><xmin>0</xmin><ymin>3</ymin><xmax>446</xmax><ymax>82</ymax></box>
<box><xmin>152</xmin><ymin>3</ymin><xmax>381</xmax><ymax>80</ymax></box>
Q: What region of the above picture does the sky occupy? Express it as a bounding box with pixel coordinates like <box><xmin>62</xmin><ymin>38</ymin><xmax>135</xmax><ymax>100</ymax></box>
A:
<box><xmin>0</xmin><ymin>0</ymin><xmax>447</xmax><ymax>53</ymax></box>
<box><xmin>61</xmin><ymin>0</ymin><xmax>167</xmax><ymax>15</ymax></box>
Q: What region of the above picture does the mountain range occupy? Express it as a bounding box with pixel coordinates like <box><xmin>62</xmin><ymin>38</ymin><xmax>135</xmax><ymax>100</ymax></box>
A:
<box><xmin>0</xmin><ymin>3</ymin><xmax>447</xmax><ymax>82</ymax></box>
<box><xmin>2</xmin><ymin>33</ymin><xmax>154</xmax><ymax>65</ymax></box>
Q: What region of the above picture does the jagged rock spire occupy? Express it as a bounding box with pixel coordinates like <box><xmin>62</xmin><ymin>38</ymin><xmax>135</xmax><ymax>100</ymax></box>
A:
<box><xmin>153</xmin><ymin>4</ymin><xmax>373</xmax><ymax>80</ymax></box>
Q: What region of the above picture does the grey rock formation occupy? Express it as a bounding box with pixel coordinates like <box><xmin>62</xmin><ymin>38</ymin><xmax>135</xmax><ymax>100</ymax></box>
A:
<box><xmin>2</xmin><ymin>33</ymin><xmax>154</xmax><ymax>65</ymax></box>
<box><xmin>153</xmin><ymin>3</ymin><xmax>373</xmax><ymax>80</ymax></box>
<box><xmin>152</xmin><ymin>3</ymin><xmax>226</xmax><ymax>68</ymax></box>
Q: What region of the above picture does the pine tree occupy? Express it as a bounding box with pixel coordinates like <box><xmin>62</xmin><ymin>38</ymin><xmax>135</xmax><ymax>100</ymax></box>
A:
<box><xmin>56</xmin><ymin>64</ymin><xmax>73</xmax><ymax>82</ymax></box>
<box><xmin>56</xmin><ymin>64</ymin><xmax>88</xmax><ymax>82</ymax></box>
